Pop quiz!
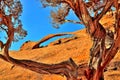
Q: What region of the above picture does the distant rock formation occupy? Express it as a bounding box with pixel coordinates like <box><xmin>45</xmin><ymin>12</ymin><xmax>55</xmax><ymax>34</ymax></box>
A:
<box><xmin>20</xmin><ymin>11</ymin><xmax>116</xmax><ymax>51</ymax></box>
<box><xmin>48</xmin><ymin>36</ymin><xmax>78</xmax><ymax>46</ymax></box>
<box><xmin>20</xmin><ymin>40</ymin><xmax>37</xmax><ymax>51</ymax></box>
<box><xmin>20</xmin><ymin>33</ymin><xmax>72</xmax><ymax>50</ymax></box>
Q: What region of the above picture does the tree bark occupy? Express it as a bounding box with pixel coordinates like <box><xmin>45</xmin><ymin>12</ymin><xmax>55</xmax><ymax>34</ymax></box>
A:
<box><xmin>1</xmin><ymin>0</ymin><xmax>120</xmax><ymax>80</ymax></box>
<box><xmin>0</xmin><ymin>54</ymin><xmax>79</xmax><ymax>80</ymax></box>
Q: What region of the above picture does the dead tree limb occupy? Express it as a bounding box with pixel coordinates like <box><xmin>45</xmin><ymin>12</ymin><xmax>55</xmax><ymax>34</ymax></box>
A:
<box><xmin>0</xmin><ymin>54</ymin><xmax>79</xmax><ymax>80</ymax></box>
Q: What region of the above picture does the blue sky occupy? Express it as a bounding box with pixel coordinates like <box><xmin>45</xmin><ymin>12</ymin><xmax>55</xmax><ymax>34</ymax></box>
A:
<box><xmin>10</xmin><ymin>0</ymin><xmax>84</xmax><ymax>50</ymax></box>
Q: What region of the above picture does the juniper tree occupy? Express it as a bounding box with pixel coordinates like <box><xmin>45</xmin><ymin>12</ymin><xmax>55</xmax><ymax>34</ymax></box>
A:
<box><xmin>0</xmin><ymin>0</ymin><xmax>120</xmax><ymax>80</ymax></box>
<box><xmin>0</xmin><ymin>0</ymin><xmax>27</xmax><ymax>58</ymax></box>
<box><xmin>41</xmin><ymin>0</ymin><xmax>120</xmax><ymax>80</ymax></box>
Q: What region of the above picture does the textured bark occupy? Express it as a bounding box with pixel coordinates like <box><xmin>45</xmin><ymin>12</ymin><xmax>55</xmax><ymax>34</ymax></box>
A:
<box><xmin>62</xmin><ymin>0</ymin><xmax>117</xmax><ymax>80</ymax></box>
<box><xmin>0</xmin><ymin>0</ymin><xmax>120</xmax><ymax>80</ymax></box>
<box><xmin>0</xmin><ymin>54</ymin><xmax>79</xmax><ymax>80</ymax></box>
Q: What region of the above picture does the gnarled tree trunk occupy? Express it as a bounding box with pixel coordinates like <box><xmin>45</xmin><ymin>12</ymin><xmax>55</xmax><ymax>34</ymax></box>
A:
<box><xmin>0</xmin><ymin>0</ymin><xmax>120</xmax><ymax>80</ymax></box>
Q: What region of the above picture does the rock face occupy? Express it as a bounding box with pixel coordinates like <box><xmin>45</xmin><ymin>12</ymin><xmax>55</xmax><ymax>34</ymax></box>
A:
<box><xmin>99</xmin><ymin>11</ymin><xmax>115</xmax><ymax>32</ymax></box>
<box><xmin>20</xmin><ymin>33</ymin><xmax>71</xmax><ymax>50</ymax></box>
<box><xmin>48</xmin><ymin>36</ymin><xmax>78</xmax><ymax>46</ymax></box>
<box><xmin>20</xmin><ymin>40</ymin><xmax>37</xmax><ymax>51</ymax></box>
